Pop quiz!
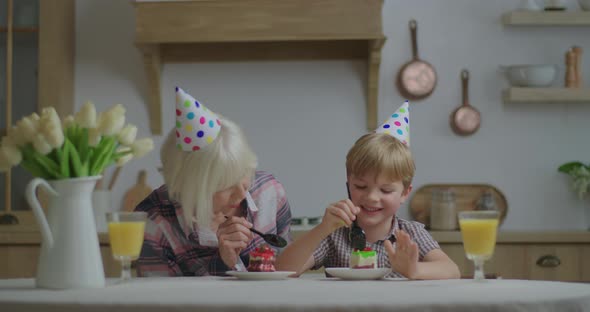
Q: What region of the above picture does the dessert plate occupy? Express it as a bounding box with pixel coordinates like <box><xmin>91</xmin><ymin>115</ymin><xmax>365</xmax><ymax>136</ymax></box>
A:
<box><xmin>325</xmin><ymin>268</ymin><xmax>391</xmax><ymax>280</ymax></box>
<box><xmin>225</xmin><ymin>271</ymin><xmax>296</xmax><ymax>280</ymax></box>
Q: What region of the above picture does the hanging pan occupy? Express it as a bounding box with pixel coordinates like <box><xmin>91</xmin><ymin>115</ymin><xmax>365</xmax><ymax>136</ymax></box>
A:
<box><xmin>396</xmin><ymin>19</ymin><xmax>437</xmax><ymax>101</ymax></box>
<box><xmin>450</xmin><ymin>69</ymin><xmax>481</xmax><ymax>136</ymax></box>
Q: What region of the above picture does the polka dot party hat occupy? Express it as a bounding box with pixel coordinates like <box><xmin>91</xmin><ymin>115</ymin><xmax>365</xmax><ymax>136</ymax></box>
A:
<box><xmin>175</xmin><ymin>87</ymin><xmax>221</xmax><ymax>151</ymax></box>
<box><xmin>375</xmin><ymin>100</ymin><xmax>410</xmax><ymax>146</ymax></box>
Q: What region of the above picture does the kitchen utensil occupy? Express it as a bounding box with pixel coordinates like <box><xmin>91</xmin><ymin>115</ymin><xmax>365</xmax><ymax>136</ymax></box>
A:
<box><xmin>451</xmin><ymin>70</ymin><xmax>480</xmax><ymax>136</ymax></box>
<box><xmin>108</xmin><ymin>166</ymin><xmax>123</xmax><ymax>191</ymax></box>
<box><xmin>572</xmin><ymin>46</ymin><xmax>583</xmax><ymax>87</ymax></box>
<box><xmin>409</xmin><ymin>184</ymin><xmax>508</xmax><ymax>228</ymax></box>
<box><xmin>25</xmin><ymin>176</ymin><xmax>106</xmax><ymax>289</ymax></box>
<box><xmin>396</xmin><ymin>19</ymin><xmax>437</xmax><ymax>101</ymax></box>
<box><xmin>518</xmin><ymin>0</ymin><xmax>542</xmax><ymax>10</ymax></box>
<box><xmin>346</xmin><ymin>182</ymin><xmax>366</xmax><ymax>250</ymax></box>
<box><xmin>566</xmin><ymin>52</ymin><xmax>577</xmax><ymax>88</ymax></box>
<box><xmin>250</xmin><ymin>226</ymin><xmax>287</xmax><ymax>248</ymax></box>
<box><xmin>501</xmin><ymin>64</ymin><xmax>558</xmax><ymax>87</ymax></box>
<box><xmin>122</xmin><ymin>170</ymin><xmax>153</xmax><ymax>212</ymax></box>
<box><xmin>224</xmin><ymin>216</ymin><xmax>287</xmax><ymax>248</ymax></box>
<box><xmin>430</xmin><ymin>188</ymin><xmax>457</xmax><ymax>231</ymax></box>
<box><xmin>106</xmin><ymin>211</ymin><xmax>147</xmax><ymax>282</ymax></box>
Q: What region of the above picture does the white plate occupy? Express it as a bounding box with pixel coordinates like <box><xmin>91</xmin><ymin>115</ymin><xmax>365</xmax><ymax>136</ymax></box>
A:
<box><xmin>325</xmin><ymin>268</ymin><xmax>391</xmax><ymax>280</ymax></box>
<box><xmin>225</xmin><ymin>271</ymin><xmax>296</xmax><ymax>280</ymax></box>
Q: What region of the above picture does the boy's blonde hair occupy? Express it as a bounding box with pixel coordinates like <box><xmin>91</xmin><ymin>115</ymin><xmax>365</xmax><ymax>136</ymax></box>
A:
<box><xmin>346</xmin><ymin>133</ymin><xmax>415</xmax><ymax>190</ymax></box>
<box><xmin>160</xmin><ymin>116</ymin><xmax>258</xmax><ymax>229</ymax></box>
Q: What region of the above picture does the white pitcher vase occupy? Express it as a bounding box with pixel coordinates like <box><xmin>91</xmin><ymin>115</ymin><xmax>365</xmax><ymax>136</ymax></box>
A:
<box><xmin>25</xmin><ymin>176</ymin><xmax>106</xmax><ymax>289</ymax></box>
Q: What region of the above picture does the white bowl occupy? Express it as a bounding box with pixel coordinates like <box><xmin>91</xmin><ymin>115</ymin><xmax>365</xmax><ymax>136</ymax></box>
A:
<box><xmin>579</xmin><ymin>0</ymin><xmax>590</xmax><ymax>10</ymax></box>
<box><xmin>500</xmin><ymin>64</ymin><xmax>558</xmax><ymax>87</ymax></box>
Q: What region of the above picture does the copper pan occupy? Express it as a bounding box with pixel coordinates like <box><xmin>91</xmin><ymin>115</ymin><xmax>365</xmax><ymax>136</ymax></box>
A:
<box><xmin>450</xmin><ymin>70</ymin><xmax>480</xmax><ymax>136</ymax></box>
<box><xmin>396</xmin><ymin>19</ymin><xmax>437</xmax><ymax>101</ymax></box>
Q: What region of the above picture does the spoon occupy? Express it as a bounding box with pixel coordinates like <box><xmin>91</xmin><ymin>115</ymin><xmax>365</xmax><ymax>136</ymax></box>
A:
<box><xmin>346</xmin><ymin>183</ymin><xmax>366</xmax><ymax>250</ymax></box>
<box><xmin>224</xmin><ymin>216</ymin><xmax>287</xmax><ymax>248</ymax></box>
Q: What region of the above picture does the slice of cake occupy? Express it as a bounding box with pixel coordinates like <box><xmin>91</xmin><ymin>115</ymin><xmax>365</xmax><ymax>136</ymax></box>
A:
<box><xmin>350</xmin><ymin>247</ymin><xmax>377</xmax><ymax>269</ymax></box>
<box><xmin>247</xmin><ymin>244</ymin><xmax>276</xmax><ymax>272</ymax></box>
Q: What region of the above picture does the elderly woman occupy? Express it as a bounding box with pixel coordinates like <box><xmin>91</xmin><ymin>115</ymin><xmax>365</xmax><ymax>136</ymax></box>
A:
<box><xmin>135</xmin><ymin>87</ymin><xmax>292</xmax><ymax>276</ymax></box>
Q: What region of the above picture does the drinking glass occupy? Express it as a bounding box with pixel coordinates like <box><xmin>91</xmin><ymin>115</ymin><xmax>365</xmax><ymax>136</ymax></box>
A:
<box><xmin>458</xmin><ymin>211</ymin><xmax>499</xmax><ymax>281</ymax></box>
<box><xmin>106</xmin><ymin>212</ymin><xmax>147</xmax><ymax>282</ymax></box>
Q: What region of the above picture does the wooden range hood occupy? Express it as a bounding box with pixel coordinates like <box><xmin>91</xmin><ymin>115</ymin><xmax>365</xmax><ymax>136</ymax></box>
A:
<box><xmin>133</xmin><ymin>0</ymin><xmax>385</xmax><ymax>134</ymax></box>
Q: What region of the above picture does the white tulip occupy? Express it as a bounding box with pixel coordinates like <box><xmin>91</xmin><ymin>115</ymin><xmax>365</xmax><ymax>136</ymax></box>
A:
<box><xmin>62</xmin><ymin>115</ymin><xmax>75</xmax><ymax>129</ymax></box>
<box><xmin>30</xmin><ymin>112</ymin><xmax>40</xmax><ymax>122</ymax></box>
<box><xmin>131</xmin><ymin>137</ymin><xmax>154</xmax><ymax>158</ymax></box>
<box><xmin>42</xmin><ymin>123</ymin><xmax>65</xmax><ymax>148</ymax></box>
<box><xmin>17</xmin><ymin>116</ymin><xmax>39</xmax><ymax>143</ymax></box>
<box><xmin>32</xmin><ymin>133</ymin><xmax>53</xmax><ymax>155</ymax></box>
<box><xmin>41</xmin><ymin>107</ymin><xmax>61</xmax><ymax>129</ymax></box>
<box><xmin>98</xmin><ymin>104</ymin><xmax>126</xmax><ymax>136</ymax></box>
<box><xmin>115</xmin><ymin>146</ymin><xmax>133</xmax><ymax>166</ymax></box>
<box><xmin>117</xmin><ymin>124</ymin><xmax>137</xmax><ymax>146</ymax></box>
<box><xmin>7</xmin><ymin>126</ymin><xmax>27</xmax><ymax>147</ymax></box>
<box><xmin>75</xmin><ymin>101</ymin><xmax>97</xmax><ymax>128</ymax></box>
<box><xmin>88</xmin><ymin>128</ymin><xmax>102</xmax><ymax>147</ymax></box>
<box><xmin>0</xmin><ymin>143</ymin><xmax>23</xmax><ymax>166</ymax></box>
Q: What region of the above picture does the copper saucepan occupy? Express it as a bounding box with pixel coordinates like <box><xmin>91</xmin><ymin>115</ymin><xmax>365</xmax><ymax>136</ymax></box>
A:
<box><xmin>451</xmin><ymin>69</ymin><xmax>480</xmax><ymax>136</ymax></box>
<box><xmin>397</xmin><ymin>19</ymin><xmax>437</xmax><ymax>101</ymax></box>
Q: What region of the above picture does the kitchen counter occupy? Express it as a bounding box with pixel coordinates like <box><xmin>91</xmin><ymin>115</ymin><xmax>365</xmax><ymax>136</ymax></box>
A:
<box><xmin>1</xmin><ymin>228</ymin><xmax>590</xmax><ymax>245</ymax></box>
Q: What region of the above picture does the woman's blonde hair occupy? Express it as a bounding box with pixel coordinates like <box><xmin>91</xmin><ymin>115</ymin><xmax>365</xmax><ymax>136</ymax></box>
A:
<box><xmin>346</xmin><ymin>133</ymin><xmax>415</xmax><ymax>190</ymax></box>
<box><xmin>161</xmin><ymin>116</ymin><xmax>258</xmax><ymax>229</ymax></box>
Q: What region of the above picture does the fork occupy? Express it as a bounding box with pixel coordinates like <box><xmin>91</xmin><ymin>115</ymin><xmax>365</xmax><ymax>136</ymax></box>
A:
<box><xmin>346</xmin><ymin>182</ymin><xmax>366</xmax><ymax>250</ymax></box>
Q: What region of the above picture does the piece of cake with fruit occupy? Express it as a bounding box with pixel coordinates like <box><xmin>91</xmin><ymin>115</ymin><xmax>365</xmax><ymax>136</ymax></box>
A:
<box><xmin>247</xmin><ymin>244</ymin><xmax>276</xmax><ymax>272</ymax></box>
<box><xmin>350</xmin><ymin>247</ymin><xmax>377</xmax><ymax>269</ymax></box>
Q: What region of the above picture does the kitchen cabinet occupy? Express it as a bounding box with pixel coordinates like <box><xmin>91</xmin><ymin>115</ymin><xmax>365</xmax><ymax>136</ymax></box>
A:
<box><xmin>0</xmin><ymin>0</ymin><xmax>75</xmax><ymax>225</ymax></box>
<box><xmin>2</xmin><ymin>230</ymin><xmax>589</xmax><ymax>280</ymax></box>
<box><xmin>501</xmin><ymin>10</ymin><xmax>590</xmax><ymax>104</ymax></box>
<box><xmin>503</xmin><ymin>11</ymin><xmax>590</xmax><ymax>26</ymax></box>
<box><xmin>132</xmin><ymin>0</ymin><xmax>385</xmax><ymax>133</ymax></box>
<box><xmin>0</xmin><ymin>231</ymin><xmax>120</xmax><ymax>278</ymax></box>
<box><xmin>292</xmin><ymin>230</ymin><xmax>590</xmax><ymax>281</ymax></box>
<box><xmin>435</xmin><ymin>231</ymin><xmax>590</xmax><ymax>281</ymax></box>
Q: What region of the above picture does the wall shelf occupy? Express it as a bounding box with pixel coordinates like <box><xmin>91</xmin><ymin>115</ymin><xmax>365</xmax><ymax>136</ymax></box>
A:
<box><xmin>0</xmin><ymin>27</ymin><xmax>39</xmax><ymax>33</ymax></box>
<box><xmin>133</xmin><ymin>0</ymin><xmax>385</xmax><ymax>134</ymax></box>
<box><xmin>503</xmin><ymin>87</ymin><xmax>590</xmax><ymax>103</ymax></box>
<box><xmin>503</xmin><ymin>11</ymin><xmax>590</xmax><ymax>26</ymax></box>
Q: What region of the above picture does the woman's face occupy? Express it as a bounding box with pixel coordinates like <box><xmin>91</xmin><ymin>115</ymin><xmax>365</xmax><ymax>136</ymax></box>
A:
<box><xmin>212</xmin><ymin>175</ymin><xmax>252</xmax><ymax>216</ymax></box>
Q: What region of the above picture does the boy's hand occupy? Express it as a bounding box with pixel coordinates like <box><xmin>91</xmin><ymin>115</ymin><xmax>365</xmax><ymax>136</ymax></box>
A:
<box><xmin>320</xmin><ymin>199</ymin><xmax>360</xmax><ymax>232</ymax></box>
<box><xmin>217</xmin><ymin>216</ymin><xmax>254</xmax><ymax>268</ymax></box>
<box><xmin>384</xmin><ymin>229</ymin><xmax>419</xmax><ymax>279</ymax></box>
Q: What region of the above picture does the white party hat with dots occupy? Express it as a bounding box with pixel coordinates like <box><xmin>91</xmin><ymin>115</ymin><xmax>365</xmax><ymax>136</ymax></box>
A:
<box><xmin>175</xmin><ymin>87</ymin><xmax>221</xmax><ymax>151</ymax></box>
<box><xmin>375</xmin><ymin>100</ymin><xmax>410</xmax><ymax>146</ymax></box>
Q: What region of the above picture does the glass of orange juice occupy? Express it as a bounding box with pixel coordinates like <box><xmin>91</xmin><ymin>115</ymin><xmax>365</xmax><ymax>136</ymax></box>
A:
<box><xmin>106</xmin><ymin>212</ymin><xmax>147</xmax><ymax>282</ymax></box>
<box><xmin>458</xmin><ymin>211</ymin><xmax>499</xmax><ymax>281</ymax></box>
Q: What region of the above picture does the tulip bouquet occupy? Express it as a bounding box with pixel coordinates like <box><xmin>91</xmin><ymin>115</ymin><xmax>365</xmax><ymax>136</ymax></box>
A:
<box><xmin>0</xmin><ymin>102</ymin><xmax>154</xmax><ymax>179</ymax></box>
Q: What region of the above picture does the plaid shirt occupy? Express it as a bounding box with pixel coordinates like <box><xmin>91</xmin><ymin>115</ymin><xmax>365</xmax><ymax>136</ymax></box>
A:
<box><xmin>135</xmin><ymin>171</ymin><xmax>292</xmax><ymax>277</ymax></box>
<box><xmin>312</xmin><ymin>217</ymin><xmax>440</xmax><ymax>278</ymax></box>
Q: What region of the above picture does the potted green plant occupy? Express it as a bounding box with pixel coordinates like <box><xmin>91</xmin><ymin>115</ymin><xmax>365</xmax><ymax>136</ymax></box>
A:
<box><xmin>558</xmin><ymin>162</ymin><xmax>590</xmax><ymax>199</ymax></box>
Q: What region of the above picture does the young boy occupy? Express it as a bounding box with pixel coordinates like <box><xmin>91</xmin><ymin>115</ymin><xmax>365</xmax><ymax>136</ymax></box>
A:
<box><xmin>276</xmin><ymin>101</ymin><xmax>460</xmax><ymax>279</ymax></box>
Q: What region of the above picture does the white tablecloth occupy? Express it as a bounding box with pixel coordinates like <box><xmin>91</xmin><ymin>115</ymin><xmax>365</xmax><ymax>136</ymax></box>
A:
<box><xmin>0</xmin><ymin>275</ymin><xmax>589</xmax><ymax>312</ymax></box>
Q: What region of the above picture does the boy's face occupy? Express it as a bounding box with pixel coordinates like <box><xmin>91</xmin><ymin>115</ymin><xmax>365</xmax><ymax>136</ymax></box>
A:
<box><xmin>347</xmin><ymin>172</ymin><xmax>412</xmax><ymax>229</ymax></box>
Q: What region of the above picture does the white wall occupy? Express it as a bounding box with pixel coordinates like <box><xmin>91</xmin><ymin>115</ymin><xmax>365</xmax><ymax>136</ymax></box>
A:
<box><xmin>74</xmin><ymin>0</ymin><xmax>590</xmax><ymax>230</ymax></box>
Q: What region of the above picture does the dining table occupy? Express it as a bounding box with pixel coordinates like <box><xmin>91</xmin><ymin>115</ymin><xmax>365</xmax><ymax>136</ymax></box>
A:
<box><xmin>0</xmin><ymin>274</ymin><xmax>589</xmax><ymax>312</ymax></box>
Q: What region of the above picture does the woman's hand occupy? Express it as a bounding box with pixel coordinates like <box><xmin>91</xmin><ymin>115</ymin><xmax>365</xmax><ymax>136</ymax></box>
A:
<box><xmin>217</xmin><ymin>216</ymin><xmax>253</xmax><ymax>268</ymax></box>
<box><xmin>384</xmin><ymin>229</ymin><xmax>419</xmax><ymax>279</ymax></box>
<box><xmin>319</xmin><ymin>199</ymin><xmax>360</xmax><ymax>232</ymax></box>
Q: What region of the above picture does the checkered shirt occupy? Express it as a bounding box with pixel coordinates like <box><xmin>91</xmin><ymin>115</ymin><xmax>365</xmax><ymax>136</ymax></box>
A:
<box><xmin>312</xmin><ymin>217</ymin><xmax>440</xmax><ymax>278</ymax></box>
